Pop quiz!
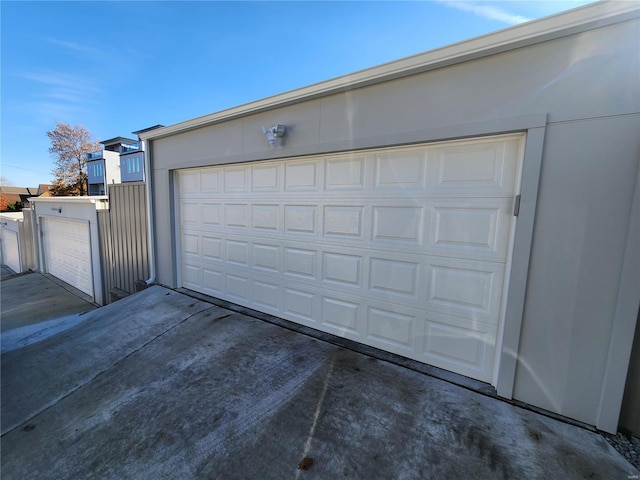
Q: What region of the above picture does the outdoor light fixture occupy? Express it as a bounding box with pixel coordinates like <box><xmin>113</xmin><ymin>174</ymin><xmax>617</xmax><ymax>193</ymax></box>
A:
<box><xmin>261</xmin><ymin>124</ymin><xmax>287</xmax><ymax>147</ymax></box>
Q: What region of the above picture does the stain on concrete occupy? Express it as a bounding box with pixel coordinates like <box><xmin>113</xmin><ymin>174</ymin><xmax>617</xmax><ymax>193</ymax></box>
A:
<box><xmin>1</xmin><ymin>287</ymin><xmax>638</xmax><ymax>480</ymax></box>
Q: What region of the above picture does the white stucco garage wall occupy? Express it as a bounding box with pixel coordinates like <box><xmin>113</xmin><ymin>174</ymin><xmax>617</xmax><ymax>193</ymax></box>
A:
<box><xmin>142</xmin><ymin>3</ymin><xmax>640</xmax><ymax>432</ymax></box>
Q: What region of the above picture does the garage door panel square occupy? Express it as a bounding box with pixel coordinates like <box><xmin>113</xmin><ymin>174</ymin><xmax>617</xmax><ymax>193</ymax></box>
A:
<box><xmin>224</xmin><ymin>167</ymin><xmax>248</xmax><ymax>192</ymax></box>
<box><xmin>434</xmin><ymin>143</ymin><xmax>504</xmax><ymax>185</ymax></box>
<box><xmin>430</xmin><ymin>139</ymin><xmax>519</xmax><ymax>194</ymax></box>
<box><xmin>285</xmin><ymin>205</ymin><xmax>316</xmax><ymax>234</ymax></box>
<box><xmin>201</xmin><ymin>203</ymin><xmax>222</xmax><ymax>226</ymax></box>
<box><xmin>252</xmin><ymin>164</ymin><xmax>280</xmax><ymax>192</ymax></box>
<box><xmin>324</xmin><ymin>206</ymin><xmax>363</xmax><ymax>238</ymax></box>
<box><xmin>284</xmin><ymin>288</ymin><xmax>315</xmax><ymax>321</ymax></box>
<box><xmin>224</xmin><ymin>204</ymin><xmax>248</xmax><ymax>228</ymax></box>
<box><xmin>178</xmin><ymin>171</ymin><xmax>199</xmax><ymax>193</ymax></box>
<box><xmin>322</xmin><ymin>252</ymin><xmax>361</xmax><ymax>286</ymax></box>
<box><xmin>200</xmin><ymin>170</ymin><xmax>221</xmax><ymax>192</ymax></box>
<box><xmin>203</xmin><ymin>269</ymin><xmax>223</xmax><ymax>294</ymax></box>
<box><xmin>227</xmin><ymin>274</ymin><xmax>249</xmax><ymax>300</ymax></box>
<box><xmin>202</xmin><ymin>237</ymin><xmax>221</xmax><ymax>259</ymax></box>
<box><xmin>325</xmin><ymin>157</ymin><xmax>365</xmax><ymax>190</ymax></box>
<box><xmin>285</xmin><ymin>248</ymin><xmax>316</xmax><ymax>279</ymax></box>
<box><xmin>424</xmin><ymin>321</ymin><xmax>489</xmax><ymax>371</ymax></box>
<box><xmin>285</xmin><ymin>161</ymin><xmax>318</xmax><ymax>191</ymax></box>
<box><xmin>369</xmin><ymin>258</ymin><xmax>419</xmax><ymax>298</ymax></box>
<box><xmin>254</xmin><ymin>281</ymin><xmax>280</xmax><ymax>310</ymax></box>
<box><xmin>374</xmin><ymin>151</ymin><xmax>426</xmax><ymax>189</ymax></box>
<box><xmin>182</xmin><ymin>264</ymin><xmax>201</xmax><ymax>286</ymax></box>
<box><xmin>321</xmin><ymin>296</ymin><xmax>359</xmax><ymax>333</ymax></box>
<box><xmin>181</xmin><ymin>234</ymin><xmax>199</xmax><ymax>255</ymax></box>
<box><xmin>180</xmin><ymin>203</ymin><xmax>200</xmax><ymax>225</ymax></box>
<box><xmin>372</xmin><ymin>206</ymin><xmax>423</xmax><ymax>244</ymax></box>
<box><xmin>427</xmin><ymin>264</ymin><xmax>496</xmax><ymax>317</ymax></box>
<box><xmin>226</xmin><ymin>240</ymin><xmax>248</xmax><ymax>266</ymax></box>
<box><xmin>253</xmin><ymin>244</ymin><xmax>279</xmax><ymax>272</ymax></box>
<box><xmin>252</xmin><ymin>205</ymin><xmax>279</xmax><ymax>231</ymax></box>
<box><xmin>431</xmin><ymin>206</ymin><xmax>499</xmax><ymax>252</ymax></box>
<box><xmin>367</xmin><ymin>307</ymin><xmax>414</xmax><ymax>350</ymax></box>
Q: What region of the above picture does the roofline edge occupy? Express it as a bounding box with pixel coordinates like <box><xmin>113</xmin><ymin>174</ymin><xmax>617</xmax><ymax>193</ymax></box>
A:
<box><xmin>140</xmin><ymin>1</ymin><xmax>639</xmax><ymax>141</ymax></box>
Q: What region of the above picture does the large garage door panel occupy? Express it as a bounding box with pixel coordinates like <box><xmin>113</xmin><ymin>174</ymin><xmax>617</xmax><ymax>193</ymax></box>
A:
<box><xmin>179</xmin><ymin>197</ymin><xmax>514</xmax><ymax>263</ymax></box>
<box><xmin>42</xmin><ymin>218</ymin><xmax>92</xmax><ymax>296</ymax></box>
<box><xmin>178</xmin><ymin>137</ymin><xmax>520</xmax><ymax>198</ymax></box>
<box><xmin>1</xmin><ymin>229</ymin><xmax>20</xmax><ymax>273</ymax></box>
<box><xmin>181</xmin><ymin>233</ymin><xmax>505</xmax><ymax>324</ymax></box>
<box><xmin>177</xmin><ymin>134</ymin><xmax>524</xmax><ymax>383</ymax></box>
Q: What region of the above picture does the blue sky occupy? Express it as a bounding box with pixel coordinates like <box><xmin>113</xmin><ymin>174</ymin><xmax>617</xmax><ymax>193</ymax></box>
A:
<box><xmin>1</xmin><ymin>0</ymin><xmax>596</xmax><ymax>187</ymax></box>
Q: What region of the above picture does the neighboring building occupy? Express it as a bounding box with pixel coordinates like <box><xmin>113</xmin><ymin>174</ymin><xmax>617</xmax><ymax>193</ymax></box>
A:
<box><xmin>36</xmin><ymin>184</ymin><xmax>54</xmax><ymax>198</ymax></box>
<box><xmin>87</xmin><ymin>137</ymin><xmax>137</xmax><ymax>195</ymax></box>
<box><xmin>138</xmin><ymin>2</ymin><xmax>639</xmax><ymax>435</ymax></box>
<box><xmin>0</xmin><ymin>185</ymin><xmax>51</xmax><ymax>211</ymax></box>
<box><xmin>119</xmin><ymin>145</ymin><xmax>145</xmax><ymax>183</ymax></box>
<box><xmin>119</xmin><ymin>126</ymin><xmax>163</xmax><ymax>183</ymax></box>
<box><xmin>86</xmin><ymin>131</ymin><xmax>164</xmax><ymax>193</ymax></box>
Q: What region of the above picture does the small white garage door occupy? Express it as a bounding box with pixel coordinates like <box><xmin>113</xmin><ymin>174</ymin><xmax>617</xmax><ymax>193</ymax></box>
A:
<box><xmin>177</xmin><ymin>134</ymin><xmax>524</xmax><ymax>383</ymax></box>
<box><xmin>42</xmin><ymin>218</ymin><xmax>93</xmax><ymax>297</ymax></box>
<box><xmin>1</xmin><ymin>227</ymin><xmax>21</xmax><ymax>273</ymax></box>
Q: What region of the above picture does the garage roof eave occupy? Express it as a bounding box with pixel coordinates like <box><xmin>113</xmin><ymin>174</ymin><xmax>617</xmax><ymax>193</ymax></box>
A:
<box><xmin>139</xmin><ymin>1</ymin><xmax>639</xmax><ymax>141</ymax></box>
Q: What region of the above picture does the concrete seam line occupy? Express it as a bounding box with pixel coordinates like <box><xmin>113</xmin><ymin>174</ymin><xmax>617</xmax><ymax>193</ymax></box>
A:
<box><xmin>0</xmin><ymin>304</ymin><xmax>222</xmax><ymax>437</ymax></box>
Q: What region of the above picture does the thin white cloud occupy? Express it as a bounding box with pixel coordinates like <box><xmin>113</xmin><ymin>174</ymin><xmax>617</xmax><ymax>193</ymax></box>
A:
<box><xmin>437</xmin><ymin>1</ymin><xmax>533</xmax><ymax>25</ymax></box>
<box><xmin>12</xmin><ymin>71</ymin><xmax>103</xmax><ymax>129</ymax></box>
<box><xmin>46</xmin><ymin>38</ymin><xmax>103</xmax><ymax>57</ymax></box>
<box><xmin>45</xmin><ymin>36</ymin><xmax>147</xmax><ymax>65</ymax></box>
<box><xmin>18</xmin><ymin>71</ymin><xmax>101</xmax><ymax>102</ymax></box>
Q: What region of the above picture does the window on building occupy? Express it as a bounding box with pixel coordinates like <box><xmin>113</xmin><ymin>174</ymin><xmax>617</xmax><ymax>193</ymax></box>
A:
<box><xmin>126</xmin><ymin>156</ymin><xmax>141</xmax><ymax>174</ymax></box>
<box><xmin>87</xmin><ymin>160</ymin><xmax>105</xmax><ymax>180</ymax></box>
<box><xmin>120</xmin><ymin>153</ymin><xmax>144</xmax><ymax>182</ymax></box>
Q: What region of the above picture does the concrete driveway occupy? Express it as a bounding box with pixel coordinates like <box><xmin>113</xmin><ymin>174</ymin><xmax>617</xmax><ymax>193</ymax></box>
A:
<box><xmin>1</xmin><ymin>270</ymin><xmax>97</xmax><ymax>352</ymax></box>
<box><xmin>1</xmin><ymin>277</ymin><xmax>637</xmax><ymax>479</ymax></box>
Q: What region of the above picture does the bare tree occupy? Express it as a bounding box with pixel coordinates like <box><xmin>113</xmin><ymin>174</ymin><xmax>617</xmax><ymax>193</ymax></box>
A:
<box><xmin>0</xmin><ymin>176</ymin><xmax>14</xmax><ymax>186</ymax></box>
<box><xmin>47</xmin><ymin>122</ymin><xmax>100</xmax><ymax>196</ymax></box>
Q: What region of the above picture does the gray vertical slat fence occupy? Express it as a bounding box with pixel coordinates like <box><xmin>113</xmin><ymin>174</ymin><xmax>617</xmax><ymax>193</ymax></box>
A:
<box><xmin>97</xmin><ymin>182</ymin><xmax>149</xmax><ymax>304</ymax></box>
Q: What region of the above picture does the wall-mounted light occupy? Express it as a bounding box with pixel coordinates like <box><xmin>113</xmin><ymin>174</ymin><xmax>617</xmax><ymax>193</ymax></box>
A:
<box><xmin>51</xmin><ymin>207</ymin><xmax>62</xmax><ymax>213</ymax></box>
<box><xmin>261</xmin><ymin>124</ymin><xmax>287</xmax><ymax>147</ymax></box>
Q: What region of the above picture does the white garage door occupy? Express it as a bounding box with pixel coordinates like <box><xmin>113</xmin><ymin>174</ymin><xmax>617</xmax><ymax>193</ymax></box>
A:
<box><xmin>177</xmin><ymin>134</ymin><xmax>524</xmax><ymax>383</ymax></box>
<box><xmin>42</xmin><ymin>218</ymin><xmax>93</xmax><ymax>297</ymax></box>
<box><xmin>1</xmin><ymin>227</ymin><xmax>21</xmax><ymax>273</ymax></box>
